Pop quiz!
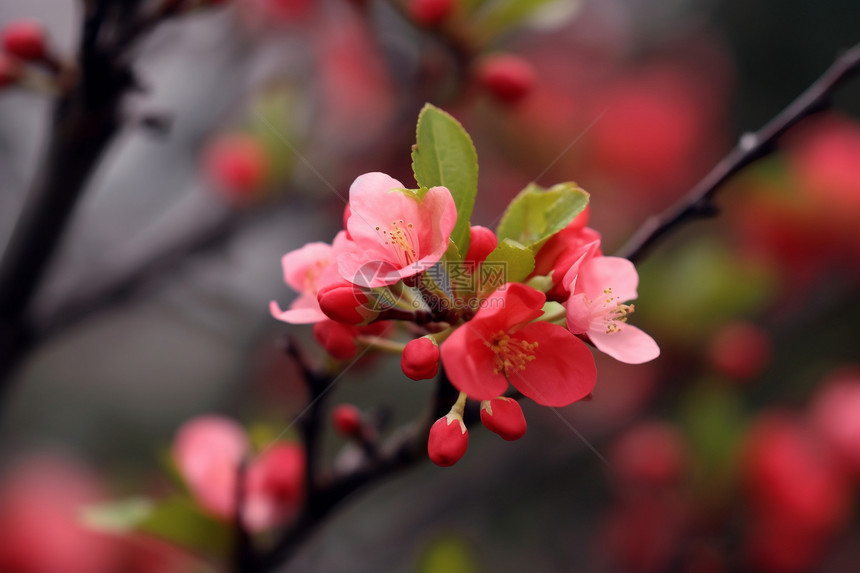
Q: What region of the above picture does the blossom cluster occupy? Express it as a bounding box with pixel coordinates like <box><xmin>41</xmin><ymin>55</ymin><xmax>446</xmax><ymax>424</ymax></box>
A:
<box><xmin>272</xmin><ymin>169</ymin><xmax>659</xmax><ymax>466</ymax></box>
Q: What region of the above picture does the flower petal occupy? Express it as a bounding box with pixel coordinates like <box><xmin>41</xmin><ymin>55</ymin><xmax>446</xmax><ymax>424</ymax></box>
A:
<box><xmin>590</xmin><ymin>323</ymin><xmax>660</xmax><ymax>364</ymax></box>
<box><xmin>472</xmin><ymin>283</ymin><xmax>546</xmax><ymax>336</ymax></box>
<box><xmin>441</xmin><ymin>324</ymin><xmax>510</xmax><ymax>400</ymax></box>
<box><xmin>269</xmin><ymin>297</ymin><xmax>327</xmax><ymax>324</ymax></box>
<box><xmin>576</xmin><ymin>256</ymin><xmax>639</xmax><ymax>302</ymax></box>
<box><xmin>565</xmin><ymin>293</ymin><xmax>592</xmax><ymax>334</ymax></box>
<box><xmin>507</xmin><ymin>322</ymin><xmax>596</xmax><ymax>407</ymax></box>
<box><xmin>281</xmin><ymin>242</ymin><xmax>334</xmax><ymax>293</ymax></box>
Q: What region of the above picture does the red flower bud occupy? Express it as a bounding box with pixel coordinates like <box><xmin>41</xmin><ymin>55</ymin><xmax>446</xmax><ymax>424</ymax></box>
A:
<box><xmin>0</xmin><ymin>53</ymin><xmax>20</xmax><ymax>89</ymax></box>
<box><xmin>465</xmin><ymin>225</ymin><xmax>498</xmax><ymax>265</ymax></box>
<box><xmin>313</xmin><ymin>320</ymin><xmax>358</xmax><ymax>360</ymax></box>
<box><xmin>409</xmin><ymin>0</ymin><xmax>455</xmax><ymax>26</ymax></box>
<box><xmin>428</xmin><ymin>415</ymin><xmax>468</xmax><ymax>467</ymax></box>
<box><xmin>401</xmin><ymin>336</ymin><xmax>439</xmax><ymax>380</ymax></box>
<box><xmin>476</xmin><ymin>54</ymin><xmax>537</xmax><ymax>105</ymax></box>
<box><xmin>317</xmin><ymin>284</ymin><xmax>370</xmax><ymax>325</ymax></box>
<box><xmin>707</xmin><ymin>321</ymin><xmax>771</xmax><ymax>381</ymax></box>
<box><xmin>203</xmin><ymin>134</ymin><xmax>269</xmax><ymax>203</ymax></box>
<box><xmin>331</xmin><ymin>404</ymin><xmax>362</xmax><ymax>436</ymax></box>
<box><xmin>609</xmin><ymin>421</ymin><xmax>686</xmax><ymax>487</ymax></box>
<box><xmin>480</xmin><ymin>397</ymin><xmax>526</xmax><ymax>441</ymax></box>
<box><xmin>1</xmin><ymin>21</ymin><xmax>47</xmax><ymax>62</ymax></box>
<box><xmin>253</xmin><ymin>444</ymin><xmax>304</xmax><ymax>504</ymax></box>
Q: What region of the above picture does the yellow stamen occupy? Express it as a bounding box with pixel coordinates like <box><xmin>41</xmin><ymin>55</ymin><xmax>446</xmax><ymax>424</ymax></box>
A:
<box><xmin>485</xmin><ymin>330</ymin><xmax>538</xmax><ymax>375</ymax></box>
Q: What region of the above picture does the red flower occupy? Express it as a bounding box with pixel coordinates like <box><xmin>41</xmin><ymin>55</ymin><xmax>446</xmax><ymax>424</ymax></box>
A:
<box><xmin>441</xmin><ymin>283</ymin><xmax>596</xmax><ymax>406</ymax></box>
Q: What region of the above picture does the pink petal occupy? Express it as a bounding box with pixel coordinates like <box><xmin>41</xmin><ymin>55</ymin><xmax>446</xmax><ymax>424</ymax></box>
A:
<box><xmin>413</xmin><ymin>185</ymin><xmax>457</xmax><ymax>264</ymax></box>
<box><xmin>441</xmin><ymin>324</ymin><xmax>510</xmax><ymax>400</ymax></box>
<box><xmin>576</xmin><ymin>256</ymin><xmax>639</xmax><ymax>302</ymax></box>
<box><xmin>565</xmin><ymin>293</ymin><xmax>592</xmax><ymax>334</ymax></box>
<box><xmin>281</xmin><ymin>242</ymin><xmax>334</xmax><ymax>293</ymax></box>
<box><xmin>346</xmin><ymin>172</ymin><xmax>414</xmax><ymax>248</ymax></box>
<box><xmin>506</xmin><ymin>322</ymin><xmax>596</xmax><ymax>407</ymax></box>
<box><xmin>472</xmin><ymin>283</ymin><xmax>546</xmax><ymax>335</ymax></box>
<box><xmin>269</xmin><ymin>297</ymin><xmax>327</xmax><ymax>324</ymax></box>
<box><xmin>172</xmin><ymin>416</ymin><xmax>249</xmax><ymax>519</ymax></box>
<box><xmin>590</xmin><ymin>323</ymin><xmax>660</xmax><ymax>364</ymax></box>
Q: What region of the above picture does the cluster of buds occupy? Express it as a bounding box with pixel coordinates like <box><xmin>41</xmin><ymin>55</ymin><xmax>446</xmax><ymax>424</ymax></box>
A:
<box><xmin>271</xmin><ymin>168</ymin><xmax>659</xmax><ymax>466</ymax></box>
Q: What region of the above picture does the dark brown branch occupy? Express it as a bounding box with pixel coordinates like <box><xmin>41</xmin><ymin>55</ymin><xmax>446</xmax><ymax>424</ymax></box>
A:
<box><xmin>615</xmin><ymin>41</ymin><xmax>860</xmax><ymax>263</ymax></box>
<box><xmin>0</xmin><ymin>1</ymin><xmax>192</xmax><ymax>401</ymax></box>
<box><xmin>252</xmin><ymin>366</ymin><xmax>459</xmax><ymax>572</ymax></box>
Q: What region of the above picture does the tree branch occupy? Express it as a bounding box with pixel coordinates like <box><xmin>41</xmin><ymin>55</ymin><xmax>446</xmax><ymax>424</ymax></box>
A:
<box><xmin>615</xmin><ymin>41</ymin><xmax>860</xmax><ymax>263</ymax></box>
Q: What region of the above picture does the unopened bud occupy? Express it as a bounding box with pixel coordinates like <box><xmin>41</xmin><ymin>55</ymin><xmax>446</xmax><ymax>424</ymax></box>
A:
<box><xmin>318</xmin><ymin>284</ymin><xmax>372</xmax><ymax>325</ymax></box>
<box><xmin>313</xmin><ymin>320</ymin><xmax>358</xmax><ymax>360</ymax></box>
<box><xmin>331</xmin><ymin>404</ymin><xmax>362</xmax><ymax>436</ymax></box>
<box><xmin>203</xmin><ymin>134</ymin><xmax>269</xmax><ymax>203</ymax></box>
<box><xmin>401</xmin><ymin>336</ymin><xmax>439</xmax><ymax>380</ymax></box>
<box><xmin>409</xmin><ymin>0</ymin><xmax>455</xmax><ymax>26</ymax></box>
<box><xmin>480</xmin><ymin>397</ymin><xmax>526</xmax><ymax>441</ymax></box>
<box><xmin>1</xmin><ymin>21</ymin><xmax>47</xmax><ymax>62</ymax></box>
<box><xmin>476</xmin><ymin>53</ymin><xmax>537</xmax><ymax>105</ymax></box>
<box><xmin>465</xmin><ymin>225</ymin><xmax>498</xmax><ymax>265</ymax></box>
<box><xmin>428</xmin><ymin>414</ymin><xmax>468</xmax><ymax>467</ymax></box>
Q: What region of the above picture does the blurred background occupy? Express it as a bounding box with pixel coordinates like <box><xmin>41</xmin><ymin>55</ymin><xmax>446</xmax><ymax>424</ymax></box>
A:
<box><xmin>1</xmin><ymin>0</ymin><xmax>860</xmax><ymax>571</ymax></box>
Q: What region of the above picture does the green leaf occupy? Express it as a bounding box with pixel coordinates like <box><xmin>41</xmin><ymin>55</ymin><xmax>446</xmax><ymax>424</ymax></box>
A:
<box><xmin>479</xmin><ymin>238</ymin><xmax>535</xmax><ymax>293</ymax></box>
<box><xmin>412</xmin><ymin>104</ymin><xmax>479</xmax><ymax>257</ymax></box>
<box><xmin>139</xmin><ymin>496</ymin><xmax>233</xmax><ymax>559</ymax></box>
<box><xmin>473</xmin><ymin>0</ymin><xmax>583</xmax><ymax>40</ymax></box>
<box><xmin>80</xmin><ymin>497</ymin><xmax>155</xmax><ymax>534</ymax></box>
<box><xmin>496</xmin><ymin>182</ymin><xmax>589</xmax><ymax>250</ymax></box>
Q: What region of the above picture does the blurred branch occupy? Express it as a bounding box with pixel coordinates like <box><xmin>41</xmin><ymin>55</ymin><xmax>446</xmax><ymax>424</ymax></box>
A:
<box><xmin>0</xmin><ymin>0</ymin><xmax>193</xmax><ymax>402</ymax></box>
<box><xmin>616</xmin><ymin>41</ymin><xmax>860</xmax><ymax>263</ymax></box>
<box><xmin>251</xmin><ymin>363</ymin><xmax>460</xmax><ymax>572</ymax></box>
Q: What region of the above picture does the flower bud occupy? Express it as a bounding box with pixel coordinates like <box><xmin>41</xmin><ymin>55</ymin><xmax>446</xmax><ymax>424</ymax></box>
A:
<box><xmin>409</xmin><ymin>0</ymin><xmax>455</xmax><ymax>26</ymax></box>
<box><xmin>331</xmin><ymin>404</ymin><xmax>362</xmax><ymax>436</ymax></box>
<box><xmin>1</xmin><ymin>21</ymin><xmax>47</xmax><ymax>62</ymax></box>
<box><xmin>244</xmin><ymin>443</ymin><xmax>305</xmax><ymax>531</ymax></box>
<box><xmin>707</xmin><ymin>321</ymin><xmax>771</xmax><ymax>381</ymax></box>
<box><xmin>401</xmin><ymin>336</ymin><xmax>439</xmax><ymax>380</ymax></box>
<box><xmin>203</xmin><ymin>134</ymin><xmax>269</xmax><ymax>203</ymax></box>
<box><xmin>476</xmin><ymin>53</ymin><xmax>537</xmax><ymax>105</ymax></box>
<box><xmin>317</xmin><ymin>284</ymin><xmax>372</xmax><ymax>325</ymax></box>
<box><xmin>313</xmin><ymin>320</ymin><xmax>358</xmax><ymax>360</ymax></box>
<box><xmin>428</xmin><ymin>414</ymin><xmax>468</xmax><ymax>467</ymax></box>
<box><xmin>609</xmin><ymin>421</ymin><xmax>686</xmax><ymax>487</ymax></box>
<box><xmin>480</xmin><ymin>397</ymin><xmax>526</xmax><ymax>441</ymax></box>
<box><xmin>465</xmin><ymin>225</ymin><xmax>498</xmax><ymax>265</ymax></box>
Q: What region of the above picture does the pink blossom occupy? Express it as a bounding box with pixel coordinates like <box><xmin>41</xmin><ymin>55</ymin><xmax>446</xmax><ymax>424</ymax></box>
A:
<box><xmin>565</xmin><ymin>256</ymin><xmax>659</xmax><ymax>364</ymax></box>
<box><xmin>338</xmin><ymin>172</ymin><xmax>457</xmax><ymax>287</ymax></box>
<box><xmin>172</xmin><ymin>416</ymin><xmax>304</xmax><ymax>532</ymax></box>
<box><xmin>270</xmin><ymin>231</ymin><xmax>356</xmax><ymax>324</ymax></box>
<box><xmin>441</xmin><ymin>283</ymin><xmax>596</xmax><ymax>406</ymax></box>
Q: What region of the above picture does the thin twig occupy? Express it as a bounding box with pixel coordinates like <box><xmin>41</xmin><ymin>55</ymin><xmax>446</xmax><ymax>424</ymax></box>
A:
<box><xmin>615</xmin><ymin>42</ymin><xmax>860</xmax><ymax>263</ymax></box>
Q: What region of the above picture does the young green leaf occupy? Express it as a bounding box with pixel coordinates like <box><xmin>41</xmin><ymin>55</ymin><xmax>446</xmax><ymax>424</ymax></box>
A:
<box><xmin>412</xmin><ymin>104</ymin><xmax>479</xmax><ymax>257</ymax></box>
<box><xmin>496</xmin><ymin>182</ymin><xmax>589</xmax><ymax>249</ymax></box>
<box><xmin>479</xmin><ymin>238</ymin><xmax>535</xmax><ymax>293</ymax></box>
